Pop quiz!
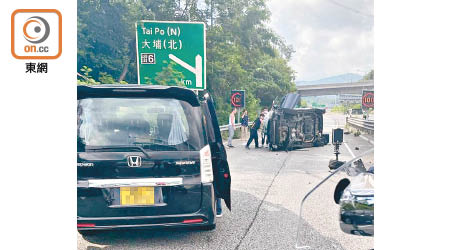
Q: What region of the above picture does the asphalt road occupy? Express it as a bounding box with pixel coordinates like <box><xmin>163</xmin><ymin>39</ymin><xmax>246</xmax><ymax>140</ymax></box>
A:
<box><xmin>78</xmin><ymin>112</ymin><xmax>374</xmax><ymax>250</ymax></box>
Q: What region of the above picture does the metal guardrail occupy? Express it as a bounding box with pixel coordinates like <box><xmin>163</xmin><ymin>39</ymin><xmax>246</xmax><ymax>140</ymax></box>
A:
<box><xmin>219</xmin><ymin>122</ymin><xmax>253</xmax><ymax>131</ymax></box>
<box><xmin>221</xmin><ymin>118</ymin><xmax>373</xmax><ymax>133</ymax></box>
<box><xmin>346</xmin><ymin>117</ymin><xmax>374</xmax><ymax>133</ymax></box>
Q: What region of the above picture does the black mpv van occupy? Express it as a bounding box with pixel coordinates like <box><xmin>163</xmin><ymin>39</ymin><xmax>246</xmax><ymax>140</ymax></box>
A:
<box><xmin>77</xmin><ymin>84</ymin><xmax>231</xmax><ymax>234</ymax></box>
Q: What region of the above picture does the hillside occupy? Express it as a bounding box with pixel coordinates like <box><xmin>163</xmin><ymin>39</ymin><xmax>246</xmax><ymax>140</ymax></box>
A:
<box><xmin>296</xmin><ymin>73</ymin><xmax>364</xmax><ymax>107</ymax></box>
<box><xmin>296</xmin><ymin>73</ymin><xmax>363</xmax><ymax>86</ymax></box>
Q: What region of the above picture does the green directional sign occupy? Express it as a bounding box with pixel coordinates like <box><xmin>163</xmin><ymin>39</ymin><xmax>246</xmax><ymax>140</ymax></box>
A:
<box><xmin>135</xmin><ymin>21</ymin><xmax>206</xmax><ymax>90</ymax></box>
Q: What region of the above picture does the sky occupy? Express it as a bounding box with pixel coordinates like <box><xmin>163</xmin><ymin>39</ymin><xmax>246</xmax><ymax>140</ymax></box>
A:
<box><xmin>266</xmin><ymin>0</ymin><xmax>374</xmax><ymax>81</ymax></box>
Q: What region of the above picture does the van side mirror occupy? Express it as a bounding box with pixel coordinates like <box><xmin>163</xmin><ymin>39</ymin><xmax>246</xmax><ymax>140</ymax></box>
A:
<box><xmin>338</xmin><ymin>179</ymin><xmax>374</xmax><ymax>236</ymax></box>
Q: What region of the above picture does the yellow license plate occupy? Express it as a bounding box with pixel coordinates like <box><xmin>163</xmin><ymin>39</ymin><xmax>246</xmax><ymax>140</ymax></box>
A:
<box><xmin>120</xmin><ymin>187</ymin><xmax>154</xmax><ymax>205</ymax></box>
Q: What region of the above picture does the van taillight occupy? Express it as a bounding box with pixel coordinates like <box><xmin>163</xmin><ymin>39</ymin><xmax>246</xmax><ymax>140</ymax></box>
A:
<box><xmin>183</xmin><ymin>219</ymin><xmax>203</xmax><ymax>224</ymax></box>
<box><xmin>200</xmin><ymin>145</ymin><xmax>213</xmax><ymax>183</ymax></box>
<box><xmin>77</xmin><ymin>223</ymin><xmax>95</xmax><ymax>228</ymax></box>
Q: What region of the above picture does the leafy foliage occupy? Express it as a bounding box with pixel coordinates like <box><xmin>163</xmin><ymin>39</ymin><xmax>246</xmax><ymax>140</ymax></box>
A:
<box><xmin>77</xmin><ymin>0</ymin><xmax>296</xmax><ymax>124</ymax></box>
<box><xmin>363</xmin><ymin>69</ymin><xmax>374</xmax><ymax>80</ymax></box>
<box><xmin>147</xmin><ymin>61</ymin><xmax>185</xmax><ymax>87</ymax></box>
<box><xmin>331</xmin><ymin>103</ymin><xmax>361</xmax><ymax>113</ymax></box>
<box><xmin>300</xmin><ymin>100</ymin><xmax>308</xmax><ymax>108</ymax></box>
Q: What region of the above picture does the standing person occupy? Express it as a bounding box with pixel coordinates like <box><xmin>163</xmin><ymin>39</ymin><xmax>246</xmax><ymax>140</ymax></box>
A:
<box><xmin>246</xmin><ymin>113</ymin><xmax>264</xmax><ymax>149</ymax></box>
<box><xmin>262</xmin><ymin>109</ymin><xmax>272</xmax><ymax>147</ymax></box>
<box><xmin>228</xmin><ymin>108</ymin><xmax>237</xmax><ymax>147</ymax></box>
<box><xmin>261</xmin><ymin>107</ymin><xmax>269</xmax><ymax>146</ymax></box>
<box><xmin>240</xmin><ymin>109</ymin><xmax>249</xmax><ymax>140</ymax></box>
<box><xmin>216</xmin><ymin>196</ymin><xmax>223</xmax><ymax>217</ymax></box>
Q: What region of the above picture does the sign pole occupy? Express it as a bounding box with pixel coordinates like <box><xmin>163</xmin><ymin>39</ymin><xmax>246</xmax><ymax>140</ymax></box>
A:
<box><xmin>238</xmin><ymin>107</ymin><xmax>241</xmax><ymax>125</ymax></box>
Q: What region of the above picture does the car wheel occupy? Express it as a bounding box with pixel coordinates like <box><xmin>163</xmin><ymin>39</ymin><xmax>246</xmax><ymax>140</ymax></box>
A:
<box><xmin>329</xmin><ymin>160</ymin><xmax>345</xmax><ymax>170</ymax></box>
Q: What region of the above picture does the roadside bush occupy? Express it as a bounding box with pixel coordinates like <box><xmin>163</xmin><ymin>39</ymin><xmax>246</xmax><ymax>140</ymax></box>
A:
<box><xmin>331</xmin><ymin>105</ymin><xmax>346</xmax><ymax>113</ymax></box>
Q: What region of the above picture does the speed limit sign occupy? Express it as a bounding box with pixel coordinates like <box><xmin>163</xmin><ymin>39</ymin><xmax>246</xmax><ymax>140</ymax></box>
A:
<box><xmin>362</xmin><ymin>90</ymin><xmax>374</xmax><ymax>109</ymax></box>
<box><xmin>231</xmin><ymin>90</ymin><xmax>245</xmax><ymax>108</ymax></box>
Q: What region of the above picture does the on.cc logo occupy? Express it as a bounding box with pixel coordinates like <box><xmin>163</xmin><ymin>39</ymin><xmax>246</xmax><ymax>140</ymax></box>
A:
<box><xmin>11</xmin><ymin>9</ymin><xmax>62</xmax><ymax>59</ymax></box>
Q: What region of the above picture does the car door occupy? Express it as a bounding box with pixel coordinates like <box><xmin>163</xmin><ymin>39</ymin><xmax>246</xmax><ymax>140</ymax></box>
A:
<box><xmin>201</xmin><ymin>93</ymin><xmax>231</xmax><ymax>210</ymax></box>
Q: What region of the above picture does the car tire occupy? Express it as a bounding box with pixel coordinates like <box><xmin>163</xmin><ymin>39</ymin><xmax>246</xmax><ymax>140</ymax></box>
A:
<box><xmin>329</xmin><ymin>160</ymin><xmax>345</xmax><ymax>170</ymax></box>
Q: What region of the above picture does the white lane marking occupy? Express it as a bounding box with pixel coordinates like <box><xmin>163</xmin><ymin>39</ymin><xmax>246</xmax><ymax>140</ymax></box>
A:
<box><xmin>360</xmin><ymin>135</ymin><xmax>374</xmax><ymax>145</ymax></box>
<box><xmin>344</xmin><ymin>142</ymin><xmax>356</xmax><ymax>158</ymax></box>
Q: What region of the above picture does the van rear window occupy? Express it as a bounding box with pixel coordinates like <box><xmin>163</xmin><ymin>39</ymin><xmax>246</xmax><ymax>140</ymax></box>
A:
<box><xmin>77</xmin><ymin>98</ymin><xmax>206</xmax><ymax>151</ymax></box>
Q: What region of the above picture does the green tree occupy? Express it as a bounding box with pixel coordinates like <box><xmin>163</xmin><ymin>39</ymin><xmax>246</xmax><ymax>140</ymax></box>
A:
<box><xmin>77</xmin><ymin>66</ymin><xmax>99</xmax><ymax>85</ymax></box>
<box><xmin>363</xmin><ymin>69</ymin><xmax>374</xmax><ymax>80</ymax></box>
<box><xmin>77</xmin><ymin>0</ymin><xmax>296</xmax><ymax>124</ymax></box>
<box><xmin>300</xmin><ymin>100</ymin><xmax>308</xmax><ymax>108</ymax></box>
<box><xmin>204</xmin><ymin>0</ymin><xmax>295</xmax><ymax>123</ymax></box>
<box><xmin>77</xmin><ymin>0</ymin><xmax>153</xmax><ymax>83</ymax></box>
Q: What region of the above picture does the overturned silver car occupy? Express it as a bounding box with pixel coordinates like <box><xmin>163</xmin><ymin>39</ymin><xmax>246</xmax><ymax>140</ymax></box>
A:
<box><xmin>267</xmin><ymin>93</ymin><xmax>329</xmax><ymax>151</ymax></box>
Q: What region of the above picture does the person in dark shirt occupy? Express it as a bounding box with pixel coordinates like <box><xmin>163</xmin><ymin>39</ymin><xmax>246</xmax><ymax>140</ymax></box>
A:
<box><xmin>240</xmin><ymin>109</ymin><xmax>249</xmax><ymax>140</ymax></box>
<box><xmin>245</xmin><ymin>113</ymin><xmax>264</xmax><ymax>149</ymax></box>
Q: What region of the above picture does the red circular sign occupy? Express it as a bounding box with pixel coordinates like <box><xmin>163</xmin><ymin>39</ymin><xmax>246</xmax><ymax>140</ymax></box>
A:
<box><xmin>231</xmin><ymin>92</ymin><xmax>243</xmax><ymax>107</ymax></box>
<box><xmin>362</xmin><ymin>92</ymin><xmax>374</xmax><ymax>108</ymax></box>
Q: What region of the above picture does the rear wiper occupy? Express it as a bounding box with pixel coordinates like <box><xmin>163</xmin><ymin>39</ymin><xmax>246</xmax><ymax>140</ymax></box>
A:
<box><xmin>135</xmin><ymin>142</ymin><xmax>178</xmax><ymax>151</ymax></box>
<box><xmin>86</xmin><ymin>145</ymin><xmax>151</xmax><ymax>158</ymax></box>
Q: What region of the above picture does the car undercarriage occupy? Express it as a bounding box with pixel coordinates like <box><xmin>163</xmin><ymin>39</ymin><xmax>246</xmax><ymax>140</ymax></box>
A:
<box><xmin>268</xmin><ymin>93</ymin><xmax>329</xmax><ymax>151</ymax></box>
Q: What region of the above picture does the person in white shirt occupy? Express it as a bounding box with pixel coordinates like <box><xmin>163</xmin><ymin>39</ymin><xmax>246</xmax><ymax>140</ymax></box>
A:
<box><xmin>228</xmin><ymin>108</ymin><xmax>237</xmax><ymax>147</ymax></box>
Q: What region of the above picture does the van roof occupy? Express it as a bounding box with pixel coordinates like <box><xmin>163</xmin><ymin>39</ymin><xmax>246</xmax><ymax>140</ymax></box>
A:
<box><xmin>77</xmin><ymin>84</ymin><xmax>200</xmax><ymax>107</ymax></box>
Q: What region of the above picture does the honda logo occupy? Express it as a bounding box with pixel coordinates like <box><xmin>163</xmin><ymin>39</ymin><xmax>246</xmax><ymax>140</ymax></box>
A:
<box><xmin>127</xmin><ymin>156</ymin><xmax>142</xmax><ymax>167</ymax></box>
